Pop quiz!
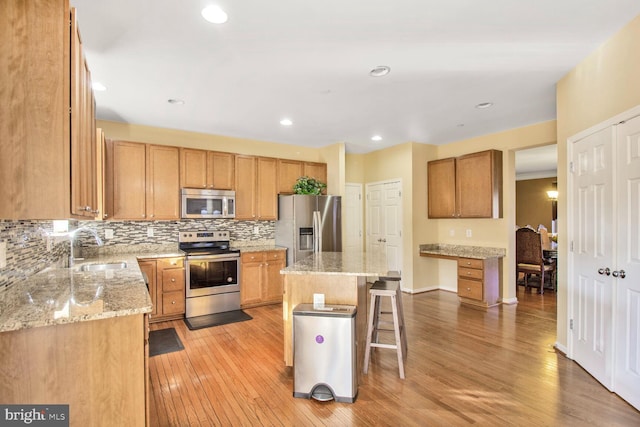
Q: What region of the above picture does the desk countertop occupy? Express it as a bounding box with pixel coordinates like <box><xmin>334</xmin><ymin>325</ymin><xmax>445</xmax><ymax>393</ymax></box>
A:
<box><xmin>419</xmin><ymin>243</ymin><xmax>506</xmax><ymax>260</ymax></box>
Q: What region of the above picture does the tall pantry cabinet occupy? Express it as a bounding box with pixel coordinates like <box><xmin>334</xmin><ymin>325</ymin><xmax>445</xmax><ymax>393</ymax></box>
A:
<box><xmin>0</xmin><ymin>0</ymin><xmax>98</xmax><ymax>219</ymax></box>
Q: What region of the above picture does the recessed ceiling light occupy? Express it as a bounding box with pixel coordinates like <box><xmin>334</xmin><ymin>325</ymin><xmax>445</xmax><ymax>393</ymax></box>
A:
<box><xmin>369</xmin><ymin>66</ymin><xmax>390</xmax><ymax>77</ymax></box>
<box><xmin>168</xmin><ymin>99</ymin><xmax>185</xmax><ymax>105</ymax></box>
<box><xmin>202</xmin><ymin>5</ymin><xmax>228</xmax><ymax>24</ymax></box>
<box><xmin>371</xmin><ymin>135</ymin><xmax>382</xmax><ymax>141</ymax></box>
<box><xmin>475</xmin><ymin>102</ymin><xmax>493</xmax><ymax>109</ymax></box>
<box><xmin>92</xmin><ymin>82</ymin><xmax>107</xmax><ymax>91</ymax></box>
<box><xmin>280</xmin><ymin>118</ymin><xmax>293</xmax><ymax>126</ymax></box>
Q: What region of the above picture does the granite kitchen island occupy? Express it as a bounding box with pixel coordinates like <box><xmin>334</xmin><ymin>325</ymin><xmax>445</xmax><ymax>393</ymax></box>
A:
<box><xmin>280</xmin><ymin>251</ymin><xmax>389</xmax><ymax>372</ymax></box>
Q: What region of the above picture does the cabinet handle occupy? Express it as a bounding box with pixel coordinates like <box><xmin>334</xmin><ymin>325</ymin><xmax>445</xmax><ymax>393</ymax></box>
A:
<box><xmin>466</xmin><ymin>288</ymin><xmax>471</xmax><ymax>291</ymax></box>
<box><xmin>467</xmin><ymin>272</ymin><xmax>471</xmax><ymax>275</ymax></box>
<box><xmin>171</xmin><ymin>278</ymin><xmax>176</xmax><ymax>282</ymax></box>
<box><xmin>150</xmin><ymin>214</ymin><xmax>154</xmax><ymax>218</ymax></box>
<box><xmin>172</xmin><ymin>301</ymin><xmax>176</xmax><ymax>304</ymax></box>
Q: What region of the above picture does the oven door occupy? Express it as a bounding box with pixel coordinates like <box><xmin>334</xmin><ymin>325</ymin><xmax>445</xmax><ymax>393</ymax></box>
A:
<box><xmin>185</xmin><ymin>254</ymin><xmax>240</xmax><ymax>298</ymax></box>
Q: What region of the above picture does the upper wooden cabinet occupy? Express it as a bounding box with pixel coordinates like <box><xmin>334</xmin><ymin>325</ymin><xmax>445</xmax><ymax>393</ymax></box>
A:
<box><xmin>428</xmin><ymin>150</ymin><xmax>502</xmax><ymax>219</ymax></box>
<box><xmin>0</xmin><ymin>1</ymin><xmax>97</xmax><ymax>219</ymax></box>
<box><xmin>180</xmin><ymin>148</ymin><xmax>234</xmax><ymax>190</ymax></box>
<box><xmin>277</xmin><ymin>159</ymin><xmax>328</xmax><ymax>194</ymax></box>
<box><xmin>104</xmin><ymin>141</ymin><xmax>180</xmax><ymax>220</ymax></box>
<box><xmin>235</xmin><ymin>155</ymin><xmax>278</xmax><ymax>220</ymax></box>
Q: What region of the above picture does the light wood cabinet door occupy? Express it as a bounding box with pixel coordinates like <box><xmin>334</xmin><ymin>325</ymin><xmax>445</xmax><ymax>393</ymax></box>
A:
<box><xmin>427</xmin><ymin>158</ymin><xmax>456</xmax><ymax>218</ymax></box>
<box><xmin>149</xmin><ymin>257</ymin><xmax>185</xmax><ymax>323</ymax></box>
<box><xmin>105</xmin><ymin>140</ymin><xmax>146</xmax><ymax>220</ymax></box>
<box><xmin>263</xmin><ymin>252</ymin><xmax>285</xmax><ymax>302</ymax></box>
<box><xmin>256</xmin><ymin>157</ymin><xmax>278</xmax><ymax>220</ymax></box>
<box><xmin>146</xmin><ymin>144</ymin><xmax>180</xmax><ymax>220</ymax></box>
<box><xmin>208</xmin><ymin>151</ymin><xmax>235</xmax><ymax>190</ymax></box>
<box><xmin>138</xmin><ymin>260</ymin><xmax>157</xmax><ymax>317</ymax></box>
<box><xmin>235</xmin><ymin>155</ymin><xmax>257</xmax><ymax>220</ymax></box>
<box><xmin>277</xmin><ymin>159</ymin><xmax>303</xmax><ymax>194</ymax></box>
<box><xmin>180</xmin><ymin>148</ymin><xmax>208</xmax><ymax>189</ymax></box>
<box><xmin>456</xmin><ymin>150</ymin><xmax>502</xmax><ymax>218</ymax></box>
<box><xmin>303</xmin><ymin>162</ymin><xmax>328</xmax><ymax>193</ymax></box>
<box><xmin>240</xmin><ymin>255</ymin><xmax>263</xmax><ymax>306</ymax></box>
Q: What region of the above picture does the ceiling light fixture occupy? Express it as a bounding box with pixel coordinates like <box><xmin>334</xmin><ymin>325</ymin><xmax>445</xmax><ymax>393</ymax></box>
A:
<box><xmin>280</xmin><ymin>118</ymin><xmax>293</xmax><ymax>126</ymax></box>
<box><xmin>369</xmin><ymin>66</ymin><xmax>390</xmax><ymax>77</ymax></box>
<box><xmin>168</xmin><ymin>99</ymin><xmax>185</xmax><ymax>105</ymax></box>
<box><xmin>92</xmin><ymin>82</ymin><xmax>107</xmax><ymax>91</ymax></box>
<box><xmin>201</xmin><ymin>5</ymin><xmax>228</xmax><ymax>24</ymax></box>
<box><xmin>371</xmin><ymin>135</ymin><xmax>382</xmax><ymax>142</ymax></box>
<box><xmin>475</xmin><ymin>102</ymin><xmax>493</xmax><ymax>109</ymax></box>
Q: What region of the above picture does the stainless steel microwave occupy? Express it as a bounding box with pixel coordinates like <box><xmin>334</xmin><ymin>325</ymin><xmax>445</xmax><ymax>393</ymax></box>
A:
<box><xmin>181</xmin><ymin>188</ymin><xmax>235</xmax><ymax>219</ymax></box>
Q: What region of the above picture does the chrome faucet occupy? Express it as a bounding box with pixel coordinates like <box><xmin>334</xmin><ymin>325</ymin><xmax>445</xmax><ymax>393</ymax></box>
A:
<box><xmin>68</xmin><ymin>226</ymin><xmax>104</xmax><ymax>267</ymax></box>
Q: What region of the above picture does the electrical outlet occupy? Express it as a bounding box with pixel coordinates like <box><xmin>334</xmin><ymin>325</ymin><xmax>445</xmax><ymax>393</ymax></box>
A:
<box><xmin>104</xmin><ymin>229</ymin><xmax>114</xmax><ymax>239</ymax></box>
<box><xmin>0</xmin><ymin>241</ymin><xmax>6</xmax><ymax>268</ymax></box>
<box><xmin>147</xmin><ymin>227</ymin><xmax>154</xmax><ymax>238</ymax></box>
<box><xmin>449</xmin><ymin>229</ymin><xmax>455</xmax><ymax>237</ymax></box>
<box><xmin>253</xmin><ymin>226</ymin><xmax>259</xmax><ymax>235</ymax></box>
<box><xmin>466</xmin><ymin>229</ymin><xmax>472</xmax><ymax>238</ymax></box>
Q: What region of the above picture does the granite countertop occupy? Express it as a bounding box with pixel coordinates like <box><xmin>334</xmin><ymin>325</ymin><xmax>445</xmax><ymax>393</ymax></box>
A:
<box><xmin>233</xmin><ymin>245</ymin><xmax>287</xmax><ymax>253</ymax></box>
<box><xmin>281</xmin><ymin>251</ymin><xmax>389</xmax><ymax>277</ymax></box>
<box><xmin>0</xmin><ymin>249</ymin><xmax>183</xmax><ymax>333</ymax></box>
<box><xmin>419</xmin><ymin>243</ymin><xmax>506</xmax><ymax>259</ymax></box>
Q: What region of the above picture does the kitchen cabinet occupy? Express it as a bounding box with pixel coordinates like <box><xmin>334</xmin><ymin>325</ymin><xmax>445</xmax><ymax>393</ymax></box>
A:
<box><xmin>457</xmin><ymin>257</ymin><xmax>500</xmax><ymax>308</ymax></box>
<box><xmin>0</xmin><ymin>0</ymin><xmax>97</xmax><ymax>219</ymax></box>
<box><xmin>139</xmin><ymin>257</ymin><xmax>185</xmax><ymax>323</ymax></box>
<box><xmin>277</xmin><ymin>160</ymin><xmax>328</xmax><ymax>194</ymax></box>
<box><xmin>146</xmin><ymin>144</ymin><xmax>180</xmax><ymax>220</ymax></box>
<box><xmin>428</xmin><ymin>149</ymin><xmax>502</xmax><ymax>218</ymax></box>
<box><xmin>240</xmin><ymin>250</ymin><xmax>286</xmax><ymax>307</ymax></box>
<box><xmin>104</xmin><ymin>141</ymin><xmax>180</xmax><ymax>220</ymax></box>
<box><xmin>0</xmin><ymin>314</ymin><xmax>148</xmax><ymax>426</ymax></box>
<box><xmin>180</xmin><ymin>148</ymin><xmax>235</xmax><ymax>190</ymax></box>
<box><xmin>235</xmin><ymin>155</ymin><xmax>278</xmax><ymax>220</ymax></box>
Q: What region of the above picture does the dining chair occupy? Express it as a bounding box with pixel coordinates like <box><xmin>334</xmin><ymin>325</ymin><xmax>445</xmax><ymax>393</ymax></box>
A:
<box><xmin>516</xmin><ymin>227</ymin><xmax>556</xmax><ymax>294</ymax></box>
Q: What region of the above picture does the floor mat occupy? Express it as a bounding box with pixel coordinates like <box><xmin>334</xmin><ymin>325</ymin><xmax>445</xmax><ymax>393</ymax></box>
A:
<box><xmin>149</xmin><ymin>327</ymin><xmax>184</xmax><ymax>357</ymax></box>
<box><xmin>184</xmin><ymin>310</ymin><xmax>253</xmax><ymax>331</ymax></box>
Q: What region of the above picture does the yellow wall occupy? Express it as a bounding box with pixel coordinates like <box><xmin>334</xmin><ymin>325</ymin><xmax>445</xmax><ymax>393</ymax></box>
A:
<box><xmin>516</xmin><ymin>177</ymin><xmax>557</xmax><ymax>231</ymax></box>
<box><xmin>556</xmin><ymin>14</ymin><xmax>640</xmax><ymax>349</ymax></box>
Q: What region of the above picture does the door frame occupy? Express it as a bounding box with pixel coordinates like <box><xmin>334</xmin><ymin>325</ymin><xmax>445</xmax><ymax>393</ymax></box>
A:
<box><xmin>344</xmin><ymin>182</ymin><xmax>364</xmax><ymax>253</ymax></box>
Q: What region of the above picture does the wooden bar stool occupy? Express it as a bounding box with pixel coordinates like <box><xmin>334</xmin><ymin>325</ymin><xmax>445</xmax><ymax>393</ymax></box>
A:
<box><xmin>363</xmin><ymin>277</ymin><xmax>408</xmax><ymax>379</ymax></box>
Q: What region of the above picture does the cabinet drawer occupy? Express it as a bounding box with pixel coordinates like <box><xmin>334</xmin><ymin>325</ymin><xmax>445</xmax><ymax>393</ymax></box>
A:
<box><xmin>162</xmin><ymin>268</ymin><xmax>185</xmax><ymax>292</ymax></box>
<box><xmin>242</xmin><ymin>252</ymin><xmax>264</xmax><ymax>263</ymax></box>
<box><xmin>458</xmin><ymin>258</ymin><xmax>483</xmax><ymax>270</ymax></box>
<box><xmin>162</xmin><ymin>291</ymin><xmax>185</xmax><ymax>314</ymax></box>
<box><xmin>458</xmin><ymin>267</ymin><xmax>483</xmax><ymax>280</ymax></box>
<box><xmin>265</xmin><ymin>250</ymin><xmax>285</xmax><ymax>261</ymax></box>
<box><xmin>158</xmin><ymin>257</ymin><xmax>184</xmax><ymax>269</ymax></box>
<box><xmin>458</xmin><ymin>278</ymin><xmax>483</xmax><ymax>301</ymax></box>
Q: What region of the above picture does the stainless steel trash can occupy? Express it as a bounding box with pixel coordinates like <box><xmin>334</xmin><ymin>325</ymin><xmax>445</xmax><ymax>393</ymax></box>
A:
<box><xmin>292</xmin><ymin>303</ymin><xmax>357</xmax><ymax>403</ymax></box>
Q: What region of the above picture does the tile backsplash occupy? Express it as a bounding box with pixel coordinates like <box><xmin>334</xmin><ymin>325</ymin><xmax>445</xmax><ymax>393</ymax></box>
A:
<box><xmin>0</xmin><ymin>219</ymin><xmax>275</xmax><ymax>293</ymax></box>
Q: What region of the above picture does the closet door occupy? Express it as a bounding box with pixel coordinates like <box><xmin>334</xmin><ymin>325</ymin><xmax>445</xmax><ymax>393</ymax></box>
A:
<box><xmin>613</xmin><ymin>115</ymin><xmax>640</xmax><ymax>409</ymax></box>
<box><xmin>570</xmin><ymin>126</ymin><xmax>615</xmax><ymax>390</ymax></box>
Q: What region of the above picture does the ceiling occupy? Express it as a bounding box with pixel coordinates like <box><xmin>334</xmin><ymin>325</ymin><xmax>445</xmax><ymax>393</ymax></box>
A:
<box><xmin>71</xmin><ymin>0</ymin><xmax>640</xmax><ymax>154</ymax></box>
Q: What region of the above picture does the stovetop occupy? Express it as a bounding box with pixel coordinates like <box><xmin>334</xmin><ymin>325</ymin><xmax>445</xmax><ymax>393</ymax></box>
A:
<box><xmin>178</xmin><ymin>230</ymin><xmax>239</xmax><ymax>255</ymax></box>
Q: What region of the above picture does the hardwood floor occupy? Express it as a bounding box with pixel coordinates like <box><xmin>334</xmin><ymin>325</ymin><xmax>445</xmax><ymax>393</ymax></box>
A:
<box><xmin>148</xmin><ymin>290</ymin><xmax>640</xmax><ymax>426</ymax></box>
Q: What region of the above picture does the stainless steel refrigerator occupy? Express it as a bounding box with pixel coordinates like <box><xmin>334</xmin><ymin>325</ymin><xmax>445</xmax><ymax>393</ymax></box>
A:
<box><xmin>275</xmin><ymin>195</ymin><xmax>342</xmax><ymax>266</ymax></box>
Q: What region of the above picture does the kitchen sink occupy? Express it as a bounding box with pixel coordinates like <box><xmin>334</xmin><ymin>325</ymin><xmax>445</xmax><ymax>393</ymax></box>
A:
<box><xmin>79</xmin><ymin>262</ymin><xmax>128</xmax><ymax>272</ymax></box>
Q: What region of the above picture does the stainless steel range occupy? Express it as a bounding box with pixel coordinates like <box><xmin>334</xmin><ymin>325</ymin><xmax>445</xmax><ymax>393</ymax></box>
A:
<box><xmin>179</xmin><ymin>230</ymin><xmax>240</xmax><ymax>318</ymax></box>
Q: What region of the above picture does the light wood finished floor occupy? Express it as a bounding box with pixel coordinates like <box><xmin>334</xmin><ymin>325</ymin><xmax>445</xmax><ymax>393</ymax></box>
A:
<box><xmin>149</xmin><ymin>290</ymin><xmax>640</xmax><ymax>426</ymax></box>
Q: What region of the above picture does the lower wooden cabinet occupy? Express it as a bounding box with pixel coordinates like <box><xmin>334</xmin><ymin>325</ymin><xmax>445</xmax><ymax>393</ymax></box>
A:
<box><xmin>457</xmin><ymin>257</ymin><xmax>500</xmax><ymax>307</ymax></box>
<box><xmin>138</xmin><ymin>257</ymin><xmax>186</xmax><ymax>323</ymax></box>
<box><xmin>240</xmin><ymin>250</ymin><xmax>286</xmax><ymax>307</ymax></box>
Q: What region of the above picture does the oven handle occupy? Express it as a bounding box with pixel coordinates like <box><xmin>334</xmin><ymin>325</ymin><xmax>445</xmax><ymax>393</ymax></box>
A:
<box><xmin>186</xmin><ymin>254</ymin><xmax>240</xmax><ymax>261</ymax></box>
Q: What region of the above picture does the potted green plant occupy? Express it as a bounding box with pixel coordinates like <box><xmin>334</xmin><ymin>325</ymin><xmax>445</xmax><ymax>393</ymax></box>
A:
<box><xmin>292</xmin><ymin>176</ymin><xmax>327</xmax><ymax>195</ymax></box>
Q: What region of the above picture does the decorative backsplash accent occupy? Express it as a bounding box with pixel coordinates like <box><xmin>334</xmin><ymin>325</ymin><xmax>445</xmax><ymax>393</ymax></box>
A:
<box><xmin>0</xmin><ymin>219</ymin><xmax>275</xmax><ymax>294</ymax></box>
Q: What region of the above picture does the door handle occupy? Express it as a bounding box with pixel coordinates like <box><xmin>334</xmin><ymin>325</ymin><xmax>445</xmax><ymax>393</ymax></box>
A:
<box><xmin>598</xmin><ymin>268</ymin><xmax>611</xmax><ymax>276</ymax></box>
<box><xmin>612</xmin><ymin>270</ymin><xmax>626</xmax><ymax>279</ymax></box>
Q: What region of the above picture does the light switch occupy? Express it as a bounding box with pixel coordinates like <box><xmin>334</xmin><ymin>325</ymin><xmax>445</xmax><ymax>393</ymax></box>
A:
<box><xmin>147</xmin><ymin>227</ymin><xmax>154</xmax><ymax>237</ymax></box>
<box><xmin>105</xmin><ymin>229</ymin><xmax>114</xmax><ymax>239</ymax></box>
<box><xmin>466</xmin><ymin>229</ymin><xmax>472</xmax><ymax>238</ymax></box>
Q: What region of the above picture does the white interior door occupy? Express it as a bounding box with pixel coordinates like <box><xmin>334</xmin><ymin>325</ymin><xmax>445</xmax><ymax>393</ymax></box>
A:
<box><xmin>570</xmin><ymin>126</ymin><xmax>615</xmax><ymax>390</ymax></box>
<box><xmin>344</xmin><ymin>183</ymin><xmax>363</xmax><ymax>253</ymax></box>
<box><xmin>366</xmin><ymin>180</ymin><xmax>403</xmax><ymax>277</ymax></box>
<box><xmin>613</xmin><ymin>115</ymin><xmax>640</xmax><ymax>409</ymax></box>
